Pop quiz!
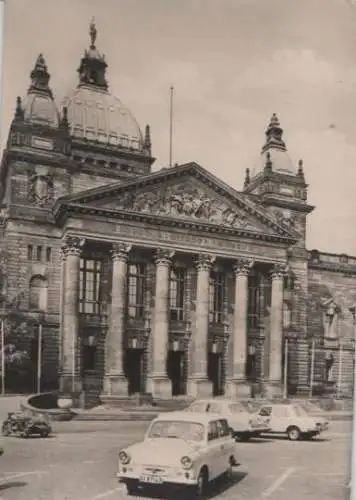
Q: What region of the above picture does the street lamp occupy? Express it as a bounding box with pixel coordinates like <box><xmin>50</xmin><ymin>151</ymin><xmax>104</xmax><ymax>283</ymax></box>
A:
<box><xmin>37</xmin><ymin>312</ymin><xmax>45</xmax><ymax>394</ymax></box>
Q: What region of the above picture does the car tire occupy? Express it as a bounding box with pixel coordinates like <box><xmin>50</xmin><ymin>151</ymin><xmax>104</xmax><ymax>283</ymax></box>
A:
<box><xmin>287</xmin><ymin>426</ymin><xmax>301</xmax><ymax>441</ymax></box>
<box><xmin>41</xmin><ymin>430</ymin><xmax>49</xmax><ymax>438</ymax></box>
<box><xmin>194</xmin><ymin>467</ymin><xmax>208</xmax><ymax>498</ymax></box>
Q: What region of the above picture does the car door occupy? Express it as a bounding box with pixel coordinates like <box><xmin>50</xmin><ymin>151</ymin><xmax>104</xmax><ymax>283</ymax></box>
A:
<box><xmin>270</xmin><ymin>406</ymin><xmax>290</xmax><ymax>433</ymax></box>
<box><xmin>206</xmin><ymin>420</ymin><xmax>221</xmax><ymax>480</ymax></box>
<box><xmin>216</xmin><ymin>419</ymin><xmax>234</xmax><ymax>472</ymax></box>
<box><xmin>258</xmin><ymin>406</ymin><xmax>273</xmax><ymax>431</ymax></box>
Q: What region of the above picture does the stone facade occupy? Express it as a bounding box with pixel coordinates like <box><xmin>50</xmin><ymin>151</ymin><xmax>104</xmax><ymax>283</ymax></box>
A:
<box><xmin>0</xmin><ymin>25</ymin><xmax>354</xmax><ymax>402</ymax></box>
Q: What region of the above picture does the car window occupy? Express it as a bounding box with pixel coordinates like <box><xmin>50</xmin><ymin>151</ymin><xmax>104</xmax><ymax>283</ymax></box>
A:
<box><xmin>272</xmin><ymin>406</ymin><xmax>289</xmax><ymax>418</ymax></box>
<box><xmin>147</xmin><ymin>420</ymin><xmax>205</xmax><ymax>442</ymax></box>
<box><xmin>207</xmin><ymin>402</ymin><xmax>222</xmax><ymax>414</ymax></box>
<box><xmin>259</xmin><ymin>406</ymin><xmax>272</xmax><ymax>417</ymax></box>
<box><xmin>228</xmin><ymin>403</ymin><xmax>246</xmax><ymax>414</ymax></box>
<box><xmin>188</xmin><ymin>402</ymin><xmax>207</xmax><ymax>413</ymax></box>
<box><xmin>217</xmin><ymin>419</ymin><xmax>231</xmax><ymax>437</ymax></box>
<box><xmin>207</xmin><ymin>420</ymin><xmax>219</xmax><ymax>441</ymax></box>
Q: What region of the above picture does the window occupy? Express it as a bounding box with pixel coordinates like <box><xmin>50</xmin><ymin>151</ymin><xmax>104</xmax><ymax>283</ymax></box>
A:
<box><xmin>209</xmin><ymin>272</ymin><xmax>225</xmax><ymax>324</ymax></box>
<box><xmin>29</xmin><ymin>276</ymin><xmax>48</xmax><ymax>311</ymax></box>
<box><xmin>36</xmin><ymin>246</ymin><xmax>42</xmax><ymax>261</ymax></box>
<box><xmin>248</xmin><ymin>272</ymin><xmax>271</xmax><ymax>329</ymax></box>
<box><xmin>82</xmin><ymin>345</ymin><xmax>96</xmax><ymax>371</ymax></box>
<box><xmin>272</xmin><ymin>406</ymin><xmax>289</xmax><ymax>418</ymax></box>
<box><xmin>79</xmin><ymin>259</ymin><xmax>102</xmax><ymax>314</ymax></box>
<box><xmin>283</xmin><ymin>301</ymin><xmax>292</xmax><ymax>328</ymax></box>
<box><xmin>217</xmin><ymin>419</ymin><xmax>231</xmax><ymax>437</ymax></box>
<box><xmin>46</xmin><ymin>247</ymin><xmax>51</xmax><ymax>262</ymax></box>
<box><xmin>207</xmin><ymin>421</ymin><xmax>219</xmax><ymax>441</ymax></box>
<box><xmin>127</xmin><ymin>263</ymin><xmax>146</xmax><ymax>319</ymax></box>
<box><xmin>27</xmin><ymin>245</ymin><xmax>33</xmax><ymax>260</ymax></box>
<box><xmin>258</xmin><ymin>406</ymin><xmax>272</xmax><ymax>417</ymax></box>
<box><xmin>169</xmin><ymin>267</ymin><xmax>185</xmax><ymax>321</ymax></box>
<box><xmin>188</xmin><ymin>402</ymin><xmax>207</xmax><ymax>413</ymax></box>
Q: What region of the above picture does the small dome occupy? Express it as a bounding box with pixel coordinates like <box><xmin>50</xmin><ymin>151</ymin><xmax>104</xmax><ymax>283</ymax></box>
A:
<box><xmin>252</xmin><ymin>149</ymin><xmax>296</xmax><ymax>177</ymax></box>
<box><xmin>23</xmin><ymin>93</ymin><xmax>60</xmax><ymax>128</ymax></box>
<box><xmin>62</xmin><ymin>85</ymin><xmax>144</xmax><ymax>149</ymax></box>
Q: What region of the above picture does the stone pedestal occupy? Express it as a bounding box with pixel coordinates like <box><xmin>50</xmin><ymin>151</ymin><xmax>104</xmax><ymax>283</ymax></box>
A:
<box><xmin>187</xmin><ymin>377</ymin><xmax>213</xmax><ymax>398</ymax></box>
<box><xmin>226</xmin><ymin>379</ymin><xmax>251</xmax><ymax>398</ymax></box>
<box><xmin>147</xmin><ymin>375</ymin><xmax>172</xmax><ymax>398</ymax></box>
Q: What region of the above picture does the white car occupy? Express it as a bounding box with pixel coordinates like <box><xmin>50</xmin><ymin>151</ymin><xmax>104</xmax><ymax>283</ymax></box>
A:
<box><xmin>187</xmin><ymin>398</ymin><xmax>271</xmax><ymax>441</ymax></box>
<box><xmin>116</xmin><ymin>411</ymin><xmax>238</xmax><ymax>497</ymax></box>
<box><xmin>256</xmin><ymin>403</ymin><xmax>329</xmax><ymax>441</ymax></box>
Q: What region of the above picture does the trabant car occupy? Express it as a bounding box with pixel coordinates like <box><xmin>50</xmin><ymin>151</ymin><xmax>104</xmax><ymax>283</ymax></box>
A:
<box><xmin>187</xmin><ymin>398</ymin><xmax>270</xmax><ymax>441</ymax></box>
<box><xmin>117</xmin><ymin>411</ymin><xmax>238</xmax><ymax>498</ymax></box>
<box><xmin>256</xmin><ymin>403</ymin><xmax>329</xmax><ymax>441</ymax></box>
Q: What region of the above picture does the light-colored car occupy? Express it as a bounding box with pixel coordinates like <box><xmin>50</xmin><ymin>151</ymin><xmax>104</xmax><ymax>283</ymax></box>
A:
<box><xmin>116</xmin><ymin>410</ymin><xmax>238</xmax><ymax>497</ymax></box>
<box><xmin>187</xmin><ymin>398</ymin><xmax>271</xmax><ymax>441</ymax></box>
<box><xmin>256</xmin><ymin>403</ymin><xmax>329</xmax><ymax>441</ymax></box>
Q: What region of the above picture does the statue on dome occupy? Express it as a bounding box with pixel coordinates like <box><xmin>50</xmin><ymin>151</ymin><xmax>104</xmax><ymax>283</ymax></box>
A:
<box><xmin>89</xmin><ymin>18</ymin><xmax>97</xmax><ymax>47</ymax></box>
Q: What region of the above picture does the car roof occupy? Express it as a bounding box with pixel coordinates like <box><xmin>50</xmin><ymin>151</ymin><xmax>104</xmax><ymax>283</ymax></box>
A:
<box><xmin>153</xmin><ymin>411</ymin><xmax>227</xmax><ymax>424</ymax></box>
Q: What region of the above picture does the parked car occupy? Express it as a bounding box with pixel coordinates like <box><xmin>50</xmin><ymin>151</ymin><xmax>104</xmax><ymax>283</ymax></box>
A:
<box><xmin>186</xmin><ymin>398</ymin><xmax>271</xmax><ymax>441</ymax></box>
<box><xmin>117</xmin><ymin>411</ymin><xmax>238</xmax><ymax>498</ymax></box>
<box><xmin>256</xmin><ymin>403</ymin><xmax>329</xmax><ymax>441</ymax></box>
<box><xmin>2</xmin><ymin>410</ymin><xmax>52</xmax><ymax>438</ymax></box>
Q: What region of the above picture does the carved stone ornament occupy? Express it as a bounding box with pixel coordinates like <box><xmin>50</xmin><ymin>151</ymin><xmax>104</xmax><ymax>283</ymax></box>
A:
<box><xmin>154</xmin><ymin>248</ymin><xmax>175</xmax><ymax>266</ymax></box>
<box><xmin>196</xmin><ymin>254</ymin><xmax>215</xmax><ymax>272</ymax></box>
<box><xmin>274</xmin><ymin>209</ymin><xmax>296</xmax><ymax>229</ymax></box>
<box><xmin>28</xmin><ymin>168</ymin><xmax>54</xmax><ymax>207</ymax></box>
<box><xmin>233</xmin><ymin>259</ymin><xmax>254</xmax><ymax>277</ymax></box>
<box><xmin>111</xmin><ymin>242</ymin><xmax>132</xmax><ymax>262</ymax></box>
<box><xmin>271</xmin><ymin>263</ymin><xmax>288</xmax><ymax>280</ymax></box>
<box><xmin>111</xmin><ymin>181</ymin><xmax>254</xmax><ymax>229</ymax></box>
<box><xmin>61</xmin><ymin>236</ymin><xmax>85</xmax><ymax>257</ymax></box>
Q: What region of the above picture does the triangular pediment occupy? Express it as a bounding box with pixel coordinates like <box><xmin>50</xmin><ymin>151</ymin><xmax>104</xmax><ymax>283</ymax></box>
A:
<box><xmin>55</xmin><ymin>162</ymin><xmax>298</xmax><ymax>240</ymax></box>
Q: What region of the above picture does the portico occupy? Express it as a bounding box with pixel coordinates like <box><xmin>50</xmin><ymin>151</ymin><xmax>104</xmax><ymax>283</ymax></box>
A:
<box><xmin>56</xmin><ymin>163</ymin><xmax>298</xmax><ymax>400</ymax></box>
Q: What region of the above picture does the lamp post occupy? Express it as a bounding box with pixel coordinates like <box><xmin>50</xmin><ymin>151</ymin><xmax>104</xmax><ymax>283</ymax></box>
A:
<box><xmin>309</xmin><ymin>336</ymin><xmax>316</xmax><ymax>399</ymax></box>
<box><xmin>1</xmin><ymin>314</ymin><xmax>4</xmax><ymax>395</ymax></box>
<box><xmin>283</xmin><ymin>335</ymin><xmax>289</xmax><ymax>400</ymax></box>
<box><xmin>37</xmin><ymin>313</ymin><xmax>45</xmax><ymax>394</ymax></box>
<box><xmin>349</xmin><ymin>304</ymin><xmax>356</xmax><ymax>493</ymax></box>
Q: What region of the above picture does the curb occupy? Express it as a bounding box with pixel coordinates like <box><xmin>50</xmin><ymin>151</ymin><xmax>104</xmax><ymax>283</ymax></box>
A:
<box><xmin>72</xmin><ymin>412</ymin><xmax>353</xmax><ymax>423</ymax></box>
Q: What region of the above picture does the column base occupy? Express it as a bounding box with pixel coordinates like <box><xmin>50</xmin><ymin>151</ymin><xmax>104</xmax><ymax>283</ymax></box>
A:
<box><xmin>103</xmin><ymin>373</ymin><xmax>128</xmax><ymax>396</ymax></box>
<box><xmin>187</xmin><ymin>377</ymin><xmax>213</xmax><ymax>398</ymax></box>
<box><xmin>59</xmin><ymin>373</ymin><xmax>82</xmax><ymax>395</ymax></box>
<box><xmin>146</xmin><ymin>375</ymin><xmax>171</xmax><ymax>398</ymax></box>
<box><xmin>226</xmin><ymin>379</ymin><xmax>251</xmax><ymax>399</ymax></box>
<box><xmin>264</xmin><ymin>381</ymin><xmax>283</xmax><ymax>399</ymax></box>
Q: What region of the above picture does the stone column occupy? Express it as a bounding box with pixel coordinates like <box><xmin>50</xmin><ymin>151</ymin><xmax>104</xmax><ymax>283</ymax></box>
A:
<box><xmin>187</xmin><ymin>254</ymin><xmax>214</xmax><ymax>397</ymax></box>
<box><xmin>103</xmin><ymin>242</ymin><xmax>131</xmax><ymax>396</ymax></box>
<box><xmin>59</xmin><ymin>236</ymin><xmax>84</xmax><ymax>394</ymax></box>
<box><xmin>266</xmin><ymin>263</ymin><xmax>285</xmax><ymax>397</ymax></box>
<box><xmin>227</xmin><ymin>260</ymin><xmax>252</xmax><ymax>398</ymax></box>
<box><xmin>147</xmin><ymin>249</ymin><xmax>174</xmax><ymax>398</ymax></box>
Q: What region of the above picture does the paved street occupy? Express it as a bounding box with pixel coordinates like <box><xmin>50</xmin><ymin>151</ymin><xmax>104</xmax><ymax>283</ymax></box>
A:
<box><xmin>0</xmin><ymin>419</ymin><xmax>352</xmax><ymax>500</ymax></box>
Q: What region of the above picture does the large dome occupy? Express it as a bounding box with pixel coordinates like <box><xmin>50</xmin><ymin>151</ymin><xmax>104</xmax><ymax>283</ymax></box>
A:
<box><xmin>62</xmin><ymin>85</ymin><xmax>143</xmax><ymax>150</ymax></box>
<box><xmin>252</xmin><ymin>148</ymin><xmax>296</xmax><ymax>177</ymax></box>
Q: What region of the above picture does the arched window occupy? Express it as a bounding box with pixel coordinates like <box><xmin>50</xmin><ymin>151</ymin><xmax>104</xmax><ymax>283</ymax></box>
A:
<box><xmin>29</xmin><ymin>276</ymin><xmax>48</xmax><ymax>311</ymax></box>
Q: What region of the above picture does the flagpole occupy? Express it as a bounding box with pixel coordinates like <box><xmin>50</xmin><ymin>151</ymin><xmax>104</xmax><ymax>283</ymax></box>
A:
<box><xmin>37</xmin><ymin>322</ymin><xmax>42</xmax><ymax>394</ymax></box>
<box><xmin>309</xmin><ymin>337</ymin><xmax>315</xmax><ymax>399</ymax></box>
<box><xmin>169</xmin><ymin>85</ymin><xmax>174</xmax><ymax>167</ymax></box>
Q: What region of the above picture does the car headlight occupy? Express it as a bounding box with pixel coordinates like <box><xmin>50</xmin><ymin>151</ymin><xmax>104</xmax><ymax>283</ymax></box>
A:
<box><xmin>181</xmin><ymin>456</ymin><xmax>193</xmax><ymax>470</ymax></box>
<box><xmin>118</xmin><ymin>451</ymin><xmax>131</xmax><ymax>465</ymax></box>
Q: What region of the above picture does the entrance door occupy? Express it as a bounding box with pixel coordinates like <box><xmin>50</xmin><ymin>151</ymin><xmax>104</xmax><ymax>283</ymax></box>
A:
<box><xmin>208</xmin><ymin>352</ymin><xmax>224</xmax><ymax>396</ymax></box>
<box><xmin>125</xmin><ymin>349</ymin><xmax>144</xmax><ymax>395</ymax></box>
<box><xmin>167</xmin><ymin>351</ymin><xmax>185</xmax><ymax>396</ymax></box>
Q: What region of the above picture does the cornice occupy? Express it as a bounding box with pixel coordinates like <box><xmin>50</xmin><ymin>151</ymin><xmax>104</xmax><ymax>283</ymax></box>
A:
<box><xmin>261</xmin><ymin>195</ymin><xmax>315</xmax><ymax>214</ymax></box>
<box><xmin>56</xmin><ymin>202</ymin><xmax>298</xmax><ymax>245</ymax></box>
<box><xmin>308</xmin><ymin>261</ymin><xmax>356</xmax><ymax>276</ymax></box>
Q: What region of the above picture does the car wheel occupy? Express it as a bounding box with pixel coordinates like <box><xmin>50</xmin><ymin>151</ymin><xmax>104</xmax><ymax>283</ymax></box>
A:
<box><xmin>194</xmin><ymin>467</ymin><xmax>208</xmax><ymax>498</ymax></box>
<box><xmin>41</xmin><ymin>430</ymin><xmax>49</xmax><ymax>438</ymax></box>
<box><xmin>287</xmin><ymin>426</ymin><xmax>301</xmax><ymax>441</ymax></box>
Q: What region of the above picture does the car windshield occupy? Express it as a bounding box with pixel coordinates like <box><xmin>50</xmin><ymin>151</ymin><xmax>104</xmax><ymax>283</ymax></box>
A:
<box><xmin>147</xmin><ymin>420</ymin><xmax>205</xmax><ymax>442</ymax></box>
<box><xmin>228</xmin><ymin>403</ymin><xmax>246</xmax><ymax>414</ymax></box>
<box><xmin>292</xmin><ymin>404</ymin><xmax>309</xmax><ymax>417</ymax></box>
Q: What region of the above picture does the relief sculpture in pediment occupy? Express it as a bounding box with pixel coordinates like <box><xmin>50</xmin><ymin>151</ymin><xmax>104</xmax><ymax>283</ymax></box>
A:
<box><xmin>114</xmin><ymin>181</ymin><xmax>252</xmax><ymax>229</ymax></box>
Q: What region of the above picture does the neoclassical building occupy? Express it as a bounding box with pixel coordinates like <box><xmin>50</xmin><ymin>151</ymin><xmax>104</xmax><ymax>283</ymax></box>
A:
<box><xmin>0</xmin><ymin>23</ymin><xmax>355</xmax><ymax>404</ymax></box>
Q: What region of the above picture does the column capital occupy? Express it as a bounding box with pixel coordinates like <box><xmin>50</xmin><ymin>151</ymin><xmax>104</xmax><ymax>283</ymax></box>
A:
<box><xmin>111</xmin><ymin>242</ymin><xmax>132</xmax><ymax>262</ymax></box>
<box><xmin>196</xmin><ymin>254</ymin><xmax>215</xmax><ymax>272</ymax></box>
<box><xmin>271</xmin><ymin>263</ymin><xmax>288</xmax><ymax>280</ymax></box>
<box><xmin>154</xmin><ymin>248</ymin><xmax>175</xmax><ymax>266</ymax></box>
<box><xmin>61</xmin><ymin>236</ymin><xmax>85</xmax><ymax>257</ymax></box>
<box><xmin>233</xmin><ymin>259</ymin><xmax>254</xmax><ymax>277</ymax></box>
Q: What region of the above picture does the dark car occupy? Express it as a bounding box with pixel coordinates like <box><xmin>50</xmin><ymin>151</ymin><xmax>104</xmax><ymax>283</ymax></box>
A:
<box><xmin>2</xmin><ymin>410</ymin><xmax>52</xmax><ymax>438</ymax></box>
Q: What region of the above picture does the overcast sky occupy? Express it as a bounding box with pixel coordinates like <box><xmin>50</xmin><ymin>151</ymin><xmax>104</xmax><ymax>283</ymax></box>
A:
<box><xmin>1</xmin><ymin>0</ymin><xmax>356</xmax><ymax>254</ymax></box>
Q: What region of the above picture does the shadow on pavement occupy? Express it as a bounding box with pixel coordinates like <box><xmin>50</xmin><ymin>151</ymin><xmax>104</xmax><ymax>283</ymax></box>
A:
<box><xmin>238</xmin><ymin>437</ymin><xmax>275</xmax><ymax>444</ymax></box>
<box><xmin>0</xmin><ymin>481</ymin><xmax>27</xmax><ymax>492</ymax></box>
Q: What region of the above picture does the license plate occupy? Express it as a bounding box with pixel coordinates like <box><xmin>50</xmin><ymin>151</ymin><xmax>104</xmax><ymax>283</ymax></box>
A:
<box><xmin>140</xmin><ymin>475</ymin><xmax>163</xmax><ymax>484</ymax></box>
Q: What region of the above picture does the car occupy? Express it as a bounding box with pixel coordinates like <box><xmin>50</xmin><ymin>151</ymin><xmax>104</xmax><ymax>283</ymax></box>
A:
<box><xmin>2</xmin><ymin>410</ymin><xmax>52</xmax><ymax>438</ymax></box>
<box><xmin>256</xmin><ymin>403</ymin><xmax>329</xmax><ymax>441</ymax></box>
<box><xmin>186</xmin><ymin>398</ymin><xmax>271</xmax><ymax>441</ymax></box>
<box><xmin>116</xmin><ymin>410</ymin><xmax>238</xmax><ymax>498</ymax></box>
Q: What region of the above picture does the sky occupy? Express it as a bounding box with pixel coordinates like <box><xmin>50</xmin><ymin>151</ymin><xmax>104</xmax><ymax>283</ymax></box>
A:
<box><xmin>1</xmin><ymin>0</ymin><xmax>356</xmax><ymax>254</ymax></box>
